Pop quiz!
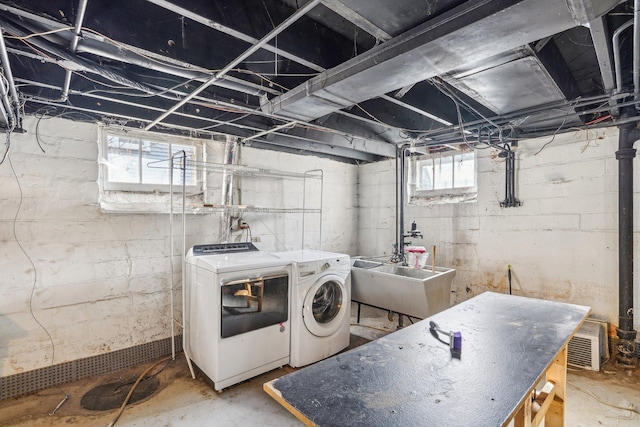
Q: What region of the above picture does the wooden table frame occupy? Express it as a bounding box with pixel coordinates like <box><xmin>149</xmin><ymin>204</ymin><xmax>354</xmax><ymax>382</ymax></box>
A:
<box><xmin>514</xmin><ymin>346</ymin><xmax>567</xmax><ymax>427</ymax></box>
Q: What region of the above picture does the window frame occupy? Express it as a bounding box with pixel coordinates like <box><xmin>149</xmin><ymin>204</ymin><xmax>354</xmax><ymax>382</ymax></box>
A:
<box><xmin>100</xmin><ymin>127</ymin><xmax>204</xmax><ymax>194</ymax></box>
<box><xmin>409</xmin><ymin>149</ymin><xmax>477</xmax><ymax>202</ymax></box>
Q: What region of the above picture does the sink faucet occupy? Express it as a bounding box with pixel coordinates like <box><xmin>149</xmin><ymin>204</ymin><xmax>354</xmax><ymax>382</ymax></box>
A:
<box><xmin>403</xmin><ymin>220</ymin><xmax>423</xmax><ymax>240</ymax></box>
<box><xmin>395</xmin><ymin>221</ymin><xmax>424</xmax><ymax>264</ymax></box>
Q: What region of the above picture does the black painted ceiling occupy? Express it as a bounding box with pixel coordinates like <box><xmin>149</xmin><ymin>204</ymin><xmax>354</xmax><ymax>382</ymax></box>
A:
<box><xmin>0</xmin><ymin>0</ymin><xmax>635</xmax><ymax>162</ymax></box>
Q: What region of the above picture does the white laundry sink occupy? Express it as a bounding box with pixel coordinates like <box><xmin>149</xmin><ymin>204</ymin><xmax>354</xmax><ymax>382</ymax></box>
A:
<box><xmin>351</xmin><ymin>259</ymin><xmax>455</xmax><ymax>319</ymax></box>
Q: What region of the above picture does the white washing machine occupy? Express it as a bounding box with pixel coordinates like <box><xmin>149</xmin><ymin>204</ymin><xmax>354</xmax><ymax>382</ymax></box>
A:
<box><xmin>273</xmin><ymin>250</ymin><xmax>351</xmax><ymax>367</ymax></box>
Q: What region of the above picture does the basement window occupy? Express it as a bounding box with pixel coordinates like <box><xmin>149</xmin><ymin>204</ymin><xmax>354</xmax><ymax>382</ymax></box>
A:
<box><xmin>99</xmin><ymin>127</ymin><xmax>205</xmax><ymax>213</ymax></box>
<box><xmin>409</xmin><ymin>151</ymin><xmax>477</xmax><ymax>203</ymax></box>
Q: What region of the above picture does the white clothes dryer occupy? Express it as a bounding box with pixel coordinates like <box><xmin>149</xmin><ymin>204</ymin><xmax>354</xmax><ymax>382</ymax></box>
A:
<box><xmin>184</xmin><ymin>243</ymin><xmax>292</xmax><ymax>391</ymax></box>
<box><xmin>273</xmin><ymin>250</ymin><xmax>351</xmax><ymax>367</ymax></box>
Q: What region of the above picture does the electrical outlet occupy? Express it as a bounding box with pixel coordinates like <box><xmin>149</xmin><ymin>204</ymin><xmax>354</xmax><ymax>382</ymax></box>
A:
<box><xmin>251</xmin><ymin>236</ymin><xmax>261</xmax><ymax>243</ymax></box>
<box><xmin>230</xmin><ymin>216</ymin><xmax>242</xmax><ymax>231</ymax></box>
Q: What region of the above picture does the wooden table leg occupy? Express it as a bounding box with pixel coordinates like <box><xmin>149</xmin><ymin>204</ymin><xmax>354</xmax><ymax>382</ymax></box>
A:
<box><xmin>514</xmin><ymin>391</ymin><xmax>532</xmax><ymax>427</ymax></box>
<box><xmin>544</xmin><ymin>345</ymin><xmax>567</xmax><ymax>427</ymax></box>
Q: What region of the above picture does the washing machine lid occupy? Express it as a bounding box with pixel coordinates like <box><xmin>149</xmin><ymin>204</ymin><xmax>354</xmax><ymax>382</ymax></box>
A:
<box><xmin>187</xmin><ymin>250</ymin><xmax>290</xmax><ymax>273</ymax></box>
<box><xmin>273</xmin><ymin>249</ymin><xmax>349</xmax><ymax>263</ymax></box>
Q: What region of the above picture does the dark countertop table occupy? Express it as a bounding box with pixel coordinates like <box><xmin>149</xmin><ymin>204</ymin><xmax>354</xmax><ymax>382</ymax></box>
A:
<box><xmin>264</xmin><ymin>291</ymin><xmax>590</xmax><ymax>427</ymax></box>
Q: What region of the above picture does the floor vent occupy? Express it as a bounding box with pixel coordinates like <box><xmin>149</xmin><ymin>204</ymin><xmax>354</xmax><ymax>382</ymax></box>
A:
<box><xmin>567</xmin><ymin>320</ymin><xmax>606</xmax><ymax>371</ymax></box>
<box><xmin>0</xmin><ymin>335</ymin><xmax>182</xmax><ymax>401</ymax></box>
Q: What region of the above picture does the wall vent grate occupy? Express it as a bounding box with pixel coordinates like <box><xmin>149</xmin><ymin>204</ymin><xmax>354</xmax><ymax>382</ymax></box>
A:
<box><xmin>567</xmin><ymin>320</ymin><xmax>605</xmax><ymax>371</ymax></box>
<box><xmin>0</xmin><ymin>335</ymin><xmax>182</xmax><ymax>401</ymax></box>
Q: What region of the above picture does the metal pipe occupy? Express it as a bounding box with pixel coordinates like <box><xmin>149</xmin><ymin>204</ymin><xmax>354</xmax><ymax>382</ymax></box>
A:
<box><xmin>635</xmin><ymin>0</ymin><xmax>640</xmax><ymax>101</ymax></box>
<box><xmin>615</xmin><ymin>108</ymin><xmax>640</xmax><ymax>368</ymax></box>
<box><xmin>0</xmin><ymin>70</ymin><xmax>13</xmax><ymax>126</ymax></box>
<box><xmin>613</xmin><ymin>19</ymin><xmax>634</xmax><ymax>94</ymax></box>
<box><xmin>24</xmin><ymin>93</ymin><xmax>378</xmax><ymax>161</ymax></box>
<box><xmin>303</xmin><ymin>169</ymin><xmax>323</xmax><ymax>250</ymax></box>
<box><xmin>145</xmin><ymin>0</ymin><xmax>324</xmax><ymax>73</ymax></box>
<box><xmin>168</xmin><ymin>150</ymin><xmax>196</xmax><ymax>378</ymax></box>
<box><xmin>147</xmin><ymin>0</ymin><xmax>494</xmax><ymax>128</ymax></box>
<box><xmin>75</xmin><ymin>39</ymin><xmax>273</xmax><ymax>96</ymax></box>
<box><xmin>0</xmin><ymin>24</ymin><xmax>19</xmax><ymax>127</ymax></box>
<box><xmin>70</xmin><ymin>0</ymin><xmax>88</xmax><ymax>52</ymax></box>
<box><xmin>417</xmin><ymin>96</ymin><xmax>640</xmax><ymax>145</ymax></box>
<box><xmin>241</xmin><ymin>121</ymin><xmax>298</xmax><ymax>144</ymax></box>
<box><xmin>2</xmin><ymin>20</ymin><xmax>156</xmax><ymax>96</ymax></box>
<box><xmin>169</xmin><ymin>155</ymin><xmax>175</xmax><ymax>360</ymax></box>
<box><xmin>60</xmin><ymin>0</ymin><xmax>89</xmax><ymax>101</ymax></box>
<box><xmin>394</xmin><ymin>144</ymin><xmax>410</xmax><ymax>262</ymax></box>
<box><xmin>0</xmin><ymin>2</ymin><xmax>275</xmax><ymax>98</ymax></box>
<box><xmin>220</xmin><ymin>136</ymin><xmax>239</xmax><ymax>243</ymax></box>
<box><xmin>144</xmin><ymin>0</ymin><xmax>322</xmax><ymax>131</ymax></box>
<box><xmin>17</xmin><ymin>77</ymin><xmax>268</xmax><ymax>134</ymax></box>
<box><xmin>393</xmin><ymin>146</ymin><xmax>400</xmax><ymax>260</ymax></box>
<box><xmin>414</xmin><ymin>93</ymin><xmax>617</xmax><ymax>141</ymax></box>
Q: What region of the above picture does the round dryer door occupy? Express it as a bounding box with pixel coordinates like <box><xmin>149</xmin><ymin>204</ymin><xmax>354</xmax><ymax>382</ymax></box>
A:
<box><xmin>302</xmin><ymin>274</ymin><xmax>348</xmax><ymax>337</ymax></box>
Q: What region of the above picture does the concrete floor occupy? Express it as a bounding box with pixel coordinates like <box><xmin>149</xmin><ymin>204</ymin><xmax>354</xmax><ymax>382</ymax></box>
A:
<box><xmin>1</xmin><ymin>303</ymin><xmax>639</xmax><ymax>426</ymax></box>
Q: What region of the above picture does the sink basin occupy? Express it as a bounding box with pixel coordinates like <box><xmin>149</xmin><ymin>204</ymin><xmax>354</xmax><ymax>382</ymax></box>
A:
<box><xmin>351</xmin><ymin>260</ymin><xmax>456</xmax><ymax>319</ymax></box>
<box><xmin>351</xmin><ymin>259</ymin><xmax>383</xmax><ymax>269</ymax></box>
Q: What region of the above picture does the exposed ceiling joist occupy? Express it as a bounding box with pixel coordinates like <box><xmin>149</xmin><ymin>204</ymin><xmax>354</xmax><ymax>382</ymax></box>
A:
<box><xmin>143</xmin><ymin>0</ymin><xmax>452</xmax><ymax>131</ymax></box>
<box><xmin>0</xmin><ymin>0</ymin><xmax>633</xmax><ymax>162</ymax></box>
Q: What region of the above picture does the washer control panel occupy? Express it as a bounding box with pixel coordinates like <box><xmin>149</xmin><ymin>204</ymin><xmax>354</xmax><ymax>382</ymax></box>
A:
<box><xmin>297</xmin><ymin>256</ymin><xmax>350</xmax><ymax>278</ymax></box>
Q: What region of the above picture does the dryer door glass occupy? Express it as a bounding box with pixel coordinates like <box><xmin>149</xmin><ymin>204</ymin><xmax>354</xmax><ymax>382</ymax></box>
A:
<box><xmin>221</xmin><ymin>273</ymin><xmax>289</xmax><ymax>338</ymax></box>
<box><xmin>312</xmin><ymin>281</ymin><xmax>343</xmax><ymax>323</ymax></box>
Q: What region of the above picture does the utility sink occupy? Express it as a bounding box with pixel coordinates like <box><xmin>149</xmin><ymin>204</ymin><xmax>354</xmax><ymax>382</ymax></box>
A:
<box><xmin>351</xmin><ymin>259</ymin><xmax>456</xmax><ymax>319</ymax></box>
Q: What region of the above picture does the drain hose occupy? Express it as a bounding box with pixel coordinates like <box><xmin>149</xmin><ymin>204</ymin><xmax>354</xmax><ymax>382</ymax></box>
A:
<box><xmin>107</xmin><ymin>355</ymin><xmax>173</xmax><ymax>427</ymax></box>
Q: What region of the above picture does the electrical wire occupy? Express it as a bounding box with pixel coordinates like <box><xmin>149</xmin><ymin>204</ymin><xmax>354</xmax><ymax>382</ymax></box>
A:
<box><xmin>4</xmin><ymin>15</ymin><xmax>629</xmax><ymax>151</ymax></box>
<box><xmin>431</xmin><ymin>81</ymin><xmax>472</xmax><ymax>148</ymax></box>
<box><xmin>2</xmin><ymin>23</ymin><xmax>471</xmax><ymax>148</ymax></box>
<box><xmin>73</xmin><ymin>72</ymin><xmax>139</xmax><ymax>91</ymax></box>
<box><xmin>533</xmin><ymin>118</ymin><xmax>568</xmax><ymax>156</ymax></box>
<box><xmin>254</xmin><ymin>215</ymin><xmax>288</xmax><ymax>251</ymax></box>
<box><xmin>585</xmin><ymin>114</ymin><xmax>613</xmax><ymax>126</ymax></box>
<box><xmin>7</xmin><ymin>151</ymin><xmax>69</xmax><ymax>402</ymax></box>
<box><xmin>5</xmin><ymin>26</ymin><xmax>75</xmax><ymax>40</ymax></box>
<box><xmin>10</xmin><ymin>24</ymin><xmax>293</xmax><ymax>101</ymax></box>
<box><xmin>567</xmin><ymin>380</ymin><xmax>640</xmax><ymax>415</ymax></box>
<box><xmin>33</xmin><ymin>108</ymin><xmax>98</xmax><ymax>150</ymax></box>
<box><xmin>430</xmin><ymin>77</ymin><xmax>502</xmax><ymax>133</ymax></box>
<box><xmin>81</xmin><ymin>27</ymin><xmax>307</xmax><ymax>92</ymax></box>
<box><xmin>0</xmin><ymin>127</ymin><xmax>11</xmax><ymax>164</ymax></box>
<box><xmin>83</xmin><ymin>76</ymin><xmax>203</xmax><ymax>99</ymax></box>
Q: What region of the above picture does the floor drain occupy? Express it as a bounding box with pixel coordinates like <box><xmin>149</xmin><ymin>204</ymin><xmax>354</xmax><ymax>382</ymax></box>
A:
<box><xmin>80</xmin><ymin>376</ymin><xmax>160</xmax><ymax>411</ymax></box>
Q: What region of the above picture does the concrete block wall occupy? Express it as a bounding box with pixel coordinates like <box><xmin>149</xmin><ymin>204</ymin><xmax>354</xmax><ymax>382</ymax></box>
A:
<box><xmin>0</xmin><ymin>116</ymin><xmax>357</xmax><ymax>377</ymax></box>
<box><xmin>239</xmin><ymin>149</ymin><xmax>358</xmax><ymax>254</ymax></box>
<box><xmin>358</xmin><ymin>127</ymin><xmax>637</xmax><ymax>330</ymax></box>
